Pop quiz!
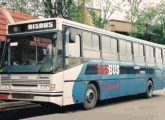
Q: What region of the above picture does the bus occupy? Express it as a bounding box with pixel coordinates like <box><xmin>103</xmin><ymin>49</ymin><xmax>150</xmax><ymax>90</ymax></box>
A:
<box><xmin>0</xmin><ymin>18</ymin><xmax>164</xmax><ymax>110</ymax></box>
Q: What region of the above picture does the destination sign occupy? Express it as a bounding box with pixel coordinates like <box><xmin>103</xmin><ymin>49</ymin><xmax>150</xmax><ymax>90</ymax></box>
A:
<box><xmin>28</xmin><ymin>21</ymin><xmax>54</xmax><ymax>30</ymax></box>
<box><xmin>8</xmin><ymin>20</ymin><xmax>56</xmax><ymax>34</ymax></box>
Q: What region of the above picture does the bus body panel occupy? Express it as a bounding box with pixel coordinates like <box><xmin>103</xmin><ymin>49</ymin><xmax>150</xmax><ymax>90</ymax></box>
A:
<box><xmin>68</xmin><ymin>60</ymin><xmax>165</xmax><ymax>105</ymax></box>
<box><xmin>62</xmin><ymin>64</ymin><xmax>84</xmax><ymax>105</ymax></box>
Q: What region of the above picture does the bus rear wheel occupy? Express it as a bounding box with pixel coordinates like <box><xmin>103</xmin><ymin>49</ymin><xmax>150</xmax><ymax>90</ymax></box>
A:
<box><xmin>145</xmin><ymin>80</ymin><xmax>153</xmax><ymax>98</ymax></box>
<box><xmin>83</xmin><ymin>84</ymin><xmax>98</xmax><ymax>110</ymax></box>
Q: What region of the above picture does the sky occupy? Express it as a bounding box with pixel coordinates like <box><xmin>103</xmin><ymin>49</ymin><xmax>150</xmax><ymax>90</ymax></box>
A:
<box><xmin>89</xmin><ymin>0</ymin><xmax>161</xmax><ymax>21</ymax></box>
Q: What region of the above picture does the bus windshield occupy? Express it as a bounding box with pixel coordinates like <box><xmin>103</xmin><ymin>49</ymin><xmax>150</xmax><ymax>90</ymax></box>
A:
<box><xmin>0</xmin><ymin>32</ymin><xmax>57</xmax><ymax>73</ymax></box>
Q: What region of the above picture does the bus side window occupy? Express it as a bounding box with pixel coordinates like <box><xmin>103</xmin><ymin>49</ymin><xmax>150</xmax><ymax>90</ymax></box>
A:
<box><xmin>145</xmin><ymin>45</ymin><xmax>155</xmax><ymax>64</ymax></box>
<box><xmin>119</xmin><ymin>40</ymin><xmax>132</xmax><ymax>62</ymax></box>
<box><xmin>65</xmin><ymin>34</ymin><xmax>82</xmax><ymax>68</ymax></box>
<box><xmin>111</xmin><ymin>38</ymin><xmax>117</xmax><ymax>54</ymax></box>
<box><xmin>119</xmin><ymin>40</ymin><xmax>126</xmax><ymax>55</ymax></box>
<box><xmin>68</xmin><ymin>35</ymin><xmax>80</xmax><ymax>57</ymax></box>
<box><xmin>133</xmin><ymin>43</ymin><xmax>145</xmax><ymax>63</ymax></box>
<box><xmin>102</xmin><ymin>36</ymin><xmax>110</xmax><ymax>54</ymax></box>
<box><xmin>102</xmin><ymin>36</ymin><xmax>118</xmax><ymax>61</ymax></box>
<box><xmin>155</xmin><ymin>48</ymin><xmax>162</xmax><ymax>64</ymax></box>
<box><xmin>163</xmin><ymin>49</ymin><xmax>165</xmax><ymax>64</ymax></box>
<box><xmin>83</xmin><ymin>31</ymin><xmax>100</xmax><ymax>59</ymax></box>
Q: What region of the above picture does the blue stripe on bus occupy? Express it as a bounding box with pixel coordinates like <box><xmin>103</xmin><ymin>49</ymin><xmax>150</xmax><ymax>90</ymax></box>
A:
<box><xmin>72</xmin><ymin>61</ymin><xmax>165</xmax><ymax>104</ymax></box>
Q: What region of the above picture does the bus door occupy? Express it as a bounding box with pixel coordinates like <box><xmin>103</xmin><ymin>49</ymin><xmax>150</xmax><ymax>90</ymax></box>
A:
<box><xmin>63</xmin><ymin>28</ymin><xmax>83</xmax><ymax>105</ymax></box>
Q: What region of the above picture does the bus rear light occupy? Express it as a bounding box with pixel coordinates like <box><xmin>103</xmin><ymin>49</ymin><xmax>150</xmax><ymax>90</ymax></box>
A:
<box><xmin>50</xmin><ymin>84</ymin><xmax>55</xmax><ymax>91</ymax></box>
<box><xmin>0</xmin><ymin>94</ymin><xmax>8</xmax><ymax>99</ymax></box>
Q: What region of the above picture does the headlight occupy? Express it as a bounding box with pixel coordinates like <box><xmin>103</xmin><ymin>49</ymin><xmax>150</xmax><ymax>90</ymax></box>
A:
<box><xmin>50</xmin><ymin>84</ymin><xmax>55</xmax><ymax>91</ymax></box>
<box><xmin>39</xmin><ymin>84</ymin><xmax>55</xmax><ymax>91</ymax></box>
<box><xmin>39</xmin><ymin>84</ymin><xmax>50</xmax><ymax>90</ymax></box>
<box><xmin>1</xmin><ymin>84</ymin><xmax>10</xmax><ymax>89</ymax></box>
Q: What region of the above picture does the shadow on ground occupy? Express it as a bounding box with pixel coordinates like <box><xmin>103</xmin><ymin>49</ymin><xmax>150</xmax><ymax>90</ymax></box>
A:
<box><xmin>0</xmin><ymin>94</ymin><xmax>162</xmax><ymax>120</ymax></box>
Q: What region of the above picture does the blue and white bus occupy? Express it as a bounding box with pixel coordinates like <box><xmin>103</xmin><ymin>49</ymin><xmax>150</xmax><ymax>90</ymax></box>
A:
<box><xmin>0</xmin><ymin>18</ymin><xmax>164</xmax><ymax>109</ymax></box>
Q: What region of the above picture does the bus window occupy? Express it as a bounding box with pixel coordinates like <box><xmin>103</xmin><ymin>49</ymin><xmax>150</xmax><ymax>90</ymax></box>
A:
<box><xmin>133</xmin><ymin>43</ymin><xmax>145</xmax><ymax>63</ymax></box>
<box><xmin>119</xmin><ymin>40</ymin><xmax>126</xmax><ymax>54</ymax></box>
<box><xmin>65</xmin><ymin>34</ymin><xmax>81</xmax><ymax>68</ymax></box>
<box><xmin>127</xmin><ymin>42</ymin><xmax>132</xmax><ymax>55</ymax></box>
<box><xmin>163</xmin><ymin>49</ymin><xmax>165</xmax><ymax>64</ymax></box>
<box><xmin>111</xmin><ymin>39</ymin><xmax>117</xmax><ymax>53</ymax></box>
<box><xmin>83</xmin><ymin>32</ymin><xmax>92</xmax><ymax>50</ymax></box>
<box><xmin>68</xmin><ymin>35</ymin><xmax>80</xmax><ymax>57</ymax></box>
<box><xmin>102</xmin><ymin>36</ymin><xmax>110</xmax><ymax>53</ymax></box>
<box><xmin>145</xmin><ymin>45</ymin><xmax>155</xmax><ymax>64</ymax></box>
<box><xmin>139</xmin><ymin>44</ymin><xmax>144</xmax><ymax>57</ymax></box>
<box><xmin>92</xmin><ymin>34</ymin><xmax>99</xmax><ymax>51</ymax></box>
<box><xmin>133</xmin><ymin>43</ymin><xmax>139</xmax><ymax>57</ymax></box>
<box><xmin>155</xmin><ymin>48</ymin><xmax>162</xmax><ymax>64</ymax></box>
<box><xmin>83</xmin><ymin>32</ymin><xmax>100</xmax><ymax>59</ymax></box>
<box><xmin>119</xmin><ymin>40</ymin><xmax>132</xmax><ymax>62</ymax></box>
<box><xmin>102</xmin><ymin>36</ymin><xmax>118</xmax><ymax>61</ymax></box>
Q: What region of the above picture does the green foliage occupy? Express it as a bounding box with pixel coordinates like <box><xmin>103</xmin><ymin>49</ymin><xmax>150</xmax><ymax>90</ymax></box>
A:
<box><xmin>43</xmin><ymin>0</ymin><xmax>73</xmax><ymax>18</ymax></box>
<box><xmin>89</xmin><ymin>10</ymin><xmax>108</xmax><ymax>28</ymax></box>
<box><xmin>68</xmin><ymin>2</ymin><xmax>83</xmax><ymax>23</ymax></box>
<box><xmin>0</xmin><ymin>0</ymin><xmax>44</xmax><ymax>17</ymax></box>
<box><xmin>89</xmin><ymin>0</ymin><xmax>121</xmax><ymax>28</ymax></box>
<box><xmin>43</xmin><ymin>0</ymin><xmax>54</xmax><ymax>17</ymax></box>
<box><xmin>43</xmin><ymin>0</ymin><xmax>91</xmax><ymax>25</ymax></box>
<box><xmin>125</xmin><ymin>0</ymin><xmax>143</xmax><ymax>33</ymax></box>
<box><xmin>135</xmin><ymin>6</ymin><xmax>157</xmax><ymax>36</ymax></box>
<box><xmin>126</xmin><ymin>0</ymin><xmax>165</xmax><ymax>44</ymax></box>
<box><xmin>69</xmin><ymin>2</ymin><xmax>91</xmax><ymax>24</ymax></box>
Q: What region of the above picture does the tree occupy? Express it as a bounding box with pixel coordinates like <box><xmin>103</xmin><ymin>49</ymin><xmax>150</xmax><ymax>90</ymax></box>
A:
<box><xmin>89</xmin><ymin>0</ymin><xmax>121</xmax><ymax>28</ymax></box>
<box><xmin>43</xmin><ymin>0</ymin><xmax>91</xmax><ymax>25</ymax></box>
<box><xmin>150</xmin><ymin>0</ymin><xmax>165</xmax><ymax>44</ymax></box>
<box><xmin>125</xmin><ymin>0</ymin><xmax>165</xmax><ymax>44</ymax></box>
<box><xmin>125</xmin><ymin>0</ymin><xmax>143</xmax><ymax>33</ymax></box>
<box><xmin>132</xmin><ymin>5</ymin><xmax>157</xmax><ymax>40</ymax></box>
<box><xmin>156</xmin><ymin>0</ymin><xmax>165</xmax><ymax>38</ymax></box>
<box><xmin>89</xmin><ymin>10</ymin><xmax>107</xmax><ymax>28</ymax></box>
<box><xmin>68</xmin><ymin>2</ymin><xmax>83</xmax><ymax>23</ymax></box>
<box><xmin>43</xmin><ymin>0</ymin><xmax>73</xmax><ymax>18</ymax></box>
<box><xmin>0</xmin><ymin>0</ymin><xmax>44</xmax><ymax>17</ymax></box>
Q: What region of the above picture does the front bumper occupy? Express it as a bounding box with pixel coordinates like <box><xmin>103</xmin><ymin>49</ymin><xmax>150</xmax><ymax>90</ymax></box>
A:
<box><xmin>0</xmin><ymin>90</ymin><xmax>63</xmax><ymax>106</ymax></box>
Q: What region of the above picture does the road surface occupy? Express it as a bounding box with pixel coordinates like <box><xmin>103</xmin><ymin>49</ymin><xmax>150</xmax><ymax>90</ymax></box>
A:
<box><xmin>1</xmin><ymin>89</ymin><xmax>165</xmax><ymax>120</ymax></box>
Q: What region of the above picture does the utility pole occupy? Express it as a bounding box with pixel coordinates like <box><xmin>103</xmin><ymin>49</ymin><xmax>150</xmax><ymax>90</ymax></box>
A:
<box><xmin>82</xmin><ymin>0</ymin><xmax>85</xmax><ymax>24</ymax></box>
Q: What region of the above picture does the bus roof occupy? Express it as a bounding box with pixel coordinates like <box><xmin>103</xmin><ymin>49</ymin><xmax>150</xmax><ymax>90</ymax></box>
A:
<box><xmin>7</xmin><ymin>18</ymin><xmax>165</xmax><ymax>49</ymax></box>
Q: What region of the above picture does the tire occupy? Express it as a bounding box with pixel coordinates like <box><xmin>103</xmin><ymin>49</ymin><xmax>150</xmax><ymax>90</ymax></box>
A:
<box><xmin>145</xmin><ymin>80</ymin><xmax>153</xmax><ymax>98</ymax></box>
<box><xmin>83</xmin><ymin>84</ymin><xmax>98</xmax><ymax>110</ymax></box>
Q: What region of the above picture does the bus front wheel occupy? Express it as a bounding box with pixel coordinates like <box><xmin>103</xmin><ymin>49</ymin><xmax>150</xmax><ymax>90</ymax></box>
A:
<box><xmin>83</xmin><ymin>84</ymin><xmax>98</xmax><ymax>110</ymax></box>
<box><xmin>145</xmin><ymin>80</ymin><xmax>153</xmax><ymax>98</ymax></box>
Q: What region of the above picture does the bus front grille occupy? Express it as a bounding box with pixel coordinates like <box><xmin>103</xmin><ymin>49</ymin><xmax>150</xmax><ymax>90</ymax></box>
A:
<box><xmin>1</xmin><ymin>76</ymin><xmax>50</xmax><ymax>85</ymax></box>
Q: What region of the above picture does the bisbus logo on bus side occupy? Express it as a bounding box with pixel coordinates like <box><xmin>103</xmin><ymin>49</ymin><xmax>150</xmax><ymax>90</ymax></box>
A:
<box><xmin>97</xmin><ymin>64</ymin><xmax>120</xmax><ymax>75</ymax></box>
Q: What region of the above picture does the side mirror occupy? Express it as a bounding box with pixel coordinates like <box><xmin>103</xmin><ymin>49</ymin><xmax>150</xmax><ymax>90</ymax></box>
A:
<box><xmin>69</xmin><ymin>33</ymin><xmax>75</xmax><ymax>43</ymax></box>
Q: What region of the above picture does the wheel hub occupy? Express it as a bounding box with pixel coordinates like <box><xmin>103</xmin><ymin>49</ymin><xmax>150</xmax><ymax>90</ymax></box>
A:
<box><xmin>86</xmin><ymin>89</ymin><xmax>94</xmax><ymax>103</ymax></box>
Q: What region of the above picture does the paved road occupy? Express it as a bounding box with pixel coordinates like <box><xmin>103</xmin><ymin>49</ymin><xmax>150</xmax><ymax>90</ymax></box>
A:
<box><xmin>1</xmin><ymin>89</ymin><xmax>165</xmax><ymax>120</ymax></box>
